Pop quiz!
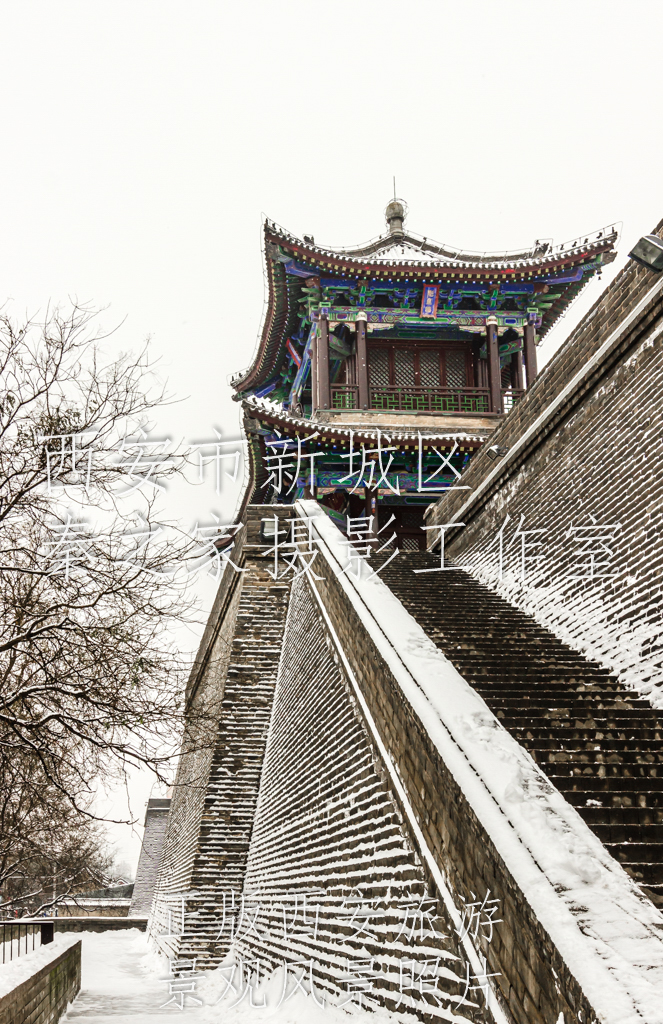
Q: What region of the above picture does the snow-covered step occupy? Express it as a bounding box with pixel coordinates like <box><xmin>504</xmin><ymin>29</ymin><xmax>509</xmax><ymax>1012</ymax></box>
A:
<box><xmin>376</xmin><ymin>549</ymin><xmax>663</xmax><ymax>913</ymax></box>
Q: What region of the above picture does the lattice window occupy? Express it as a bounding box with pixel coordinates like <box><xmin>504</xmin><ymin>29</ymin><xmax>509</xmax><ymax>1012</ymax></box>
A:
<box><xmin>401</xmin><ymin>511</ymin><xmax>425</xmax><ymax>528</ymax></box>
<box><xmin>445</xmin><ymin>350</ymin><xmax>466</xmax><ymax>389</ymax></box>
<box><xmin>400</xmin><ymin>536</ymin><xmax>420</xmax><ymax>551</ymax></box>
<box><xmin>394</xmin><ymin>349</ymin><xmax>415</xmax><ymax>387</ymax></box>
<box><xmin>419</xmin><ymin>350</ymin><xmax>440</xmax><ymax>388</ymax></box>
<box><xmin>331</xmin><ymin>389</ymin><xmax>357</xmax><ymax>409</ymax></box>
<box><xmin>369</xmin><ymin>349</ymin><xmax>390</xmax><ymax>387</ymax></box>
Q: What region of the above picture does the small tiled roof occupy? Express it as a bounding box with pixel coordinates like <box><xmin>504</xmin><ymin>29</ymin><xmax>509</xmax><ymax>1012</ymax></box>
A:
<box><xmin>242</xmin><ymin>394</ymin><xmax>490</xmax><ymax>445</ymax></box>
<box><xmin>240</xmin><ymin>395</ymin><xmax>487</xmax><ymax>508</ymax></box>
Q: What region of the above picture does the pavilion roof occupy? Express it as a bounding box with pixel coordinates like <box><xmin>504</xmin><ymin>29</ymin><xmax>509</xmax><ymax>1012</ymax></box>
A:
<box><xmin>231</xmin><ymin>216</ymin><xmax>619</xmax><ymax>396</ymax></box>
<box><xmin>266</xmin><ymin>219</ymin><xmax>619</xmax><ymax>269</ymax></box>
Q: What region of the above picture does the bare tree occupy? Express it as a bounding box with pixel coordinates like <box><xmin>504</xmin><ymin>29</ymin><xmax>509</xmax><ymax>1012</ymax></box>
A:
<box><xmin>0</xmin><ymin>303</ymin><xmax>206</xmax><ymax>909</ymax></box>
<box><xmin>0</xmin><ymin>754</ymin><xmax>112</xmax><ymax>915</ymax></box>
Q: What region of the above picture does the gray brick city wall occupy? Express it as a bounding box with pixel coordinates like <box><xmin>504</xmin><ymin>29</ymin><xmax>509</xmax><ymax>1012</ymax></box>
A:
<box><xmin>130</xmin><ymin>800</ymin><xmax>171</xmax><ymax>918</ymax></box>
<box><xmin>149</xmin><ymin>540</ymin><xmax>246</xmax><ymax>956</ymax></box>
<box><xmin>149</xmin><ymin>507</ymin><xmax>295</xmax><ymax>964</ymax></box>
<box><xmin>153</xmin><ymin>498</ymin><xmax>624</xmax><ymax>1021</ymax></box>
<box><xmin>308</xmin><ymin>544</ymin><xmax>598</xmax><ymax>1024</ymax></box>
<box><xmin>429</xmin><ymin>218</ymin><xmax>663</xmax><ymax>708</ymax></box>
<box><xmin>235</xmin><ymin>573</ymin><xmax>488</xmax><ymax>1022</ymax></box>
<box><xmin>179</xmin><ymin>557</ymin><xmax>291</xmax><ymax>965</ymax></box>
<box><xmin>0</xmin><ymin>941</ymin><xmax>81</xmax><ymax>1024</ymax></box>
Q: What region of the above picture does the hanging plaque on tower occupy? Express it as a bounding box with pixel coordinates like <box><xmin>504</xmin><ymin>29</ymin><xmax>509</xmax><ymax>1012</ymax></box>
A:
<box><xmin>420</xmin><ymin>283</ymin><xmax>439</xmax><ymax>318</ymax></box>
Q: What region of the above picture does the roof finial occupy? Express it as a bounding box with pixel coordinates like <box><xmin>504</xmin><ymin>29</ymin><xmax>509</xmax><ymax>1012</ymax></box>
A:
<box><xmin>385</xmin><ymin>192</ymin><xmax>407</xmax><ymax>236</ymax></box>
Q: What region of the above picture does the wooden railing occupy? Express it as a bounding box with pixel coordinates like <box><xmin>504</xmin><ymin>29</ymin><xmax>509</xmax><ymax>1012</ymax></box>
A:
<box><xmin>331</xmin><ymin>385</ymin><xmax>359</xmax><ymax>409</ymax></box>
<box><xmin>330</xmin><ymin>384</ymin><xmax>526</xmax><ymax>414</ymax></box>
<box><xmin>370</xmin><ymin>386</ymin><xmax>491</xmax><ymax>413</ymax></box>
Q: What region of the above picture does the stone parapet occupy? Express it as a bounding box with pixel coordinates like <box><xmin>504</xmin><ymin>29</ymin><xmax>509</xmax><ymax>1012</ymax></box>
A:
<box><xmin>0</xmin><ymin>941</ymin><xmax>81</xmax><ymax>1024</ymax></box>
<box><xmin>425</xmin><ymin>217</ymin><xmax>663</xmax><ymax>705</ymax></box>
<box><xmin>20</xmin><ymin>918</ymin><xmax>147</xmax><ymax>934</ymax></box>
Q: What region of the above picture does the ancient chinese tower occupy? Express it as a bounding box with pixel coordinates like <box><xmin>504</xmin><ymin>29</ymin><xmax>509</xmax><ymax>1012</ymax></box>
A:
<box><xmin>141</xmin><ymin>203</ymin><xmax>663</xmax><ymax>1024</ymax></box>
<box><xmin>232</xmin><ymin>201</ymin><xmax>616</xmax><ymax>538</ymax></box>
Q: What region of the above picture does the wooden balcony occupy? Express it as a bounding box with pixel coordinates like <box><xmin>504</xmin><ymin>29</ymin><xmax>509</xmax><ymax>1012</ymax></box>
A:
<box><xmin>330</xmin><ymin>385</ymin><xmax>525</xmax><ymax>415</ymax></box>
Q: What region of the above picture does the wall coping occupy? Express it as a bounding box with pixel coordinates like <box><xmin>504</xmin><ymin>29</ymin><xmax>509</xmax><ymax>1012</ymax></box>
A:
<box><xmin>20</xmin><ymin>917</ymin><xmax>147</xmax><ymax>932</ymax></box>
<box><xmin>295</xmin><ymin>498</ymin><xmax>663</xmax><ymax>1024</ymax></box>
<box><xmin>184</xmin><ymin>522</ymin><xmax>246</xmax><ymax>707</ymax></box>
<box><xmin>0</xmin><ymin>936</ymin><xmax>80</xmax><ymax>1002</ymax></box>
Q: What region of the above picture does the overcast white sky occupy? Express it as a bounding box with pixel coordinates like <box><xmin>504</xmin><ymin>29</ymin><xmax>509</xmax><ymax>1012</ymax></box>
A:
<box><xmin>2</xmin><ymin>1</ymin><xmax>662</xmax><ymax>871</ymax></box>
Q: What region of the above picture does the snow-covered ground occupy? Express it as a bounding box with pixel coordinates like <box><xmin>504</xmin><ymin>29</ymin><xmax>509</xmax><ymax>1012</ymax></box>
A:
<box><xmin>58</xmin><ymin>929</ymin><xmax>403</xmax><ymax>1024</ymax></box>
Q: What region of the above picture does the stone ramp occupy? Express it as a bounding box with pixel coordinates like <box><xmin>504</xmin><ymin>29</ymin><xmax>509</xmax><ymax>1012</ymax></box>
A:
<box><xmin>374</xmin><ymin>551</ymin><xmax>663</xmax><ymax>908</ymax></box>
<box><xmin>148</xmin><ymin>502</ymin><xmax>663</xmax><ymax>1024</ymax></box>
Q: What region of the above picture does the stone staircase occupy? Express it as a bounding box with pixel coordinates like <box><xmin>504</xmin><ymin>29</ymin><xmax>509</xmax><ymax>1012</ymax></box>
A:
<box><xmin>181</xmin><ymin>557</ymin><xmax>292</xmax><ymax>964</ymax></box>
<box><xmin>373</xmin><ymin>551</ymin><xmax>663</xmax><ymax>908</ymax></box>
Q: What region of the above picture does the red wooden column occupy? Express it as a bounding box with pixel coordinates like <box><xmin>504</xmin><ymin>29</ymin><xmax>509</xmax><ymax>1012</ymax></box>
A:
<box><xmin>310</xmin><ymin>328</ymin><xmax>318</xmax><ymax>412</ymax></box>
<box><xmin>486</xmin><ymin>317</ymin><xmax>501</xmax><ymax>413</ymax></box>
<box><xmin>476</xmin><ymin>350</ymin><xmax>488</xmax><ymax>389</ymax></box>
<box><xmin>356</xmin><ymin>312</ymin><xmax>369</xmax><ymax>409</ymax></box>
<box><xmin>510</xmin><ymin>350</ymin><xmax>524</xmax><ymax>390</ymax></box>
<box><xmin>317</xmin><ymin>315</ymin><xmax>331</xmax><ymax>410</ymax></box>
<box><xmin>523</xmin><ymin>323</ymin><xmax>538</xmax><ymax>389</ymax></box>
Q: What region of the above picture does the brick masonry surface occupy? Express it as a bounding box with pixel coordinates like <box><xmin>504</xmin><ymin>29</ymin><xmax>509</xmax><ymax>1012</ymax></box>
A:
<box><xmin>149</xmin><ymin>536</ymin><xmax>246</xmax><ymax>956</ymax></box>
<box><xmin>0</xmin><ymin>942</ymin><xmax>81</xmax><ymax>1024</ymax></box>
<box><xmin>309</xmin><ymin>543</ymin><xmax>599</xmax><ymax>1024</ymax></box>
<box><xmin>149</xmin><ymin>508</ymin><xmax>294</xmax><ymax>964</ymax></box>
<box><xmin>235</xmin><ymin>573</ymin><xmax>489</xmax><ymax>1023</ymax></box>
<box><xmin>130</xmin><ymin>801</ymin><xmax>171</xmax><ymax>917</ymax></box>
<box><xmin>428</xmin><ymin>218</ymin><xmax>663</xmax><ymax>709</ymax></box>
